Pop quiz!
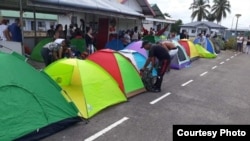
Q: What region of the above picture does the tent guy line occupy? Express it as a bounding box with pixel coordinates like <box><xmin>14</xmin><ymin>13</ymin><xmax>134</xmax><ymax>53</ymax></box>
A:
<box><xmin>150</xmin><ymin>92</ymin><xmax>172</xmax><ymax>105</ymax></box>
<box><xmin>84</xmin><ymin>117</ymin><xmax>129</xmax><ymax>141</ymax></box>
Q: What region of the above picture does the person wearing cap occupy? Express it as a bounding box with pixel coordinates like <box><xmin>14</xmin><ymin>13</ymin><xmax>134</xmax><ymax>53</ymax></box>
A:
<box><xmin>41</xmin><ymin>38</ymin><xmax>66</xmax><ymax>66</ymax></box>
<box><xmin>141</xmin><ymin>41</ymin><xmax>171</xmax><ymax>92</ymax></box>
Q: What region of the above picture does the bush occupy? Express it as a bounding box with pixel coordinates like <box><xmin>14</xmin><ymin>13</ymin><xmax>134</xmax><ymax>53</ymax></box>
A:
<box><xmin>224</xmin><ymin>37</ymin><xmax>236</xmax><ymax>50</ymax></box>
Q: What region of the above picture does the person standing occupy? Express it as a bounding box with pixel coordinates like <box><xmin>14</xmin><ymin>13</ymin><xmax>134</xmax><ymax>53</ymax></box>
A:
<box><xmin>246</xmin><ymin>36</ymin><xmax>250</xmax><ymax>54</ymax></box>
<box><xmin>141</xmin><ymin>41</ymin><xmax>171</xmax><ymax>92</ymax></box>
<box><xmin>4</xmin><ymin>18</ymin><xmax>22</xmax><ymax>42</ymax></box>
<box><xmin>236</xmin><ymin>34</ymin><xmax>244</xmax><ymax>52</ymax></box>
<box><xmin>0</xmin><ymin>19</ymin><xmax>8</xmax><ymax>41</ymax></box>
<box><xmin>85</xmin><ymin>26</ymin><xmax>95</xmax><ymax>55</ymax></box>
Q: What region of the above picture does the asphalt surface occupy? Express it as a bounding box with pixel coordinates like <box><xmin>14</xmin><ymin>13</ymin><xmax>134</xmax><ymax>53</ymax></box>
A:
<box><xmin>40</xmin><ymin>50</ymin><xmax>250</xmax><ymax>141</ymax></box>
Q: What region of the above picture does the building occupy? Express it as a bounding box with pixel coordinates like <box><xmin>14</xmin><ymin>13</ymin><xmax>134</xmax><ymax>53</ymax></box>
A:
<box><xmin>180</xmin><ymin>21</ymin><xmax>227</xmax><ymax>38</ymax></box>
<box><xmin>143</xmin><ymin>4</ymin><xmax>176</xmax><ymax>36</ymax></box>
<box><xmin>0</xmin><ymin>10</ymin><xmax>58</xmax><ymax>37</ymax></box>
<box><xmin>224</xmin><ymin>29</ymin><xmax>250</xmax><ymax>39</ymax></box>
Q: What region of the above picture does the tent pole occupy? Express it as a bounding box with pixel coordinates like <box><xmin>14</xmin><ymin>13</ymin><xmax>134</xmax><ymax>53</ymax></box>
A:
<box><xmin>20</xmin><ymin>0</ymin><xmax>25</xmax><ymax>55</ymax></box>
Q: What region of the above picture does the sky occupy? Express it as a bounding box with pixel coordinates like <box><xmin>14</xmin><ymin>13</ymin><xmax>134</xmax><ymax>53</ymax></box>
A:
<box><xmin>148</xmin><ymin>0</ymin><xmax>249</xmax><ymax>29</ymax></box>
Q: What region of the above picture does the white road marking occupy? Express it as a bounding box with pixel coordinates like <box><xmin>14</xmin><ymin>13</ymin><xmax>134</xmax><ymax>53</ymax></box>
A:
<box><xmin>231</xmin><ymin>56</ymin><xmax>234</xmax><ymax>59</ymax></box>
<box><xmin>150</xmin><ymin>92</ymin><xmax>171</xmax><ymax>105</ymax></box>
<box><xmin>212</xmin><ymin>66</ymin><xmax>217</xmax><ymax>70</ymax></box>
<box><xmin>220</xmin><ymin>62</ymin><xmax>225</xmax><ymax>65</ymax></box>
<box><xmin>200</xmin><ymin>71</ymin><xmax>208</xmax><ymax>77</ymax></box>
<box><xmin>226</xmin><ymin>58</ymin><xmax>230</xmax><ymax>61</ymax></box>
<box><xmin>181</xmin><ymin>80</ymin><xmax>194</xmax><ymax>87</ymax></box>
<box><xmin>84</xmin><ymin>117</ymin><xmax>129</xmax><ymax>141</ymax></box>
<box><xmin>235</xmin><ymin>54</ymin><xmax>237</xmax><ymax>56</ymax></box>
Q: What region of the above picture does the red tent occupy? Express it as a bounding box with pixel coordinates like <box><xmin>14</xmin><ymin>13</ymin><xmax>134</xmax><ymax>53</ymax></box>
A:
<box><xmin>87</xmin><ymin>49</ymin><xmax>146</xmax><ymax>98</ymax></box>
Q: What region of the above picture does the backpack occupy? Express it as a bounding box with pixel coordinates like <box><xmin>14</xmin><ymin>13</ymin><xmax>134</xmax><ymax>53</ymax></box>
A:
<box><xmin>140</xmin><ymin>68</ymin><xmax>156</xmax><ymax>91</ymax></box>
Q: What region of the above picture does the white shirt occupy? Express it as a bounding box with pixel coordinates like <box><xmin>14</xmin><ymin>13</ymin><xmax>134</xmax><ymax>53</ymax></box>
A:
<box><xmin>0</xmin><ymin>24</ymin><xmax>8</xmax><ymax>41</ymax></box>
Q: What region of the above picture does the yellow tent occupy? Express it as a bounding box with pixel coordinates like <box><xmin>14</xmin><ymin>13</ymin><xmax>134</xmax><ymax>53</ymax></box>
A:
<box><xmin>44</xmin><ymin>59</ymin><xmax>127</xmax><ymax>119</ymax></box>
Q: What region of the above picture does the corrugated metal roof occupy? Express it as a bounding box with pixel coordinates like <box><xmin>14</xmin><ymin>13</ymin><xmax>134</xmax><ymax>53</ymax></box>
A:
<box><xmin>28</xmin><ymin>0</ymin><xmax>144</xmax><ymax>18</ymax></box>
<box><xmin>136</xmin><ymin>0</ymin><xmax>155</xmax><ymax>16</ymax></box>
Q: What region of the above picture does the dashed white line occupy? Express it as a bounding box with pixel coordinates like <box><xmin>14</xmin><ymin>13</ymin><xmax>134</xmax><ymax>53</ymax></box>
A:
<box><xmin>212</xmin><ymin>66</ymin><xmax>217</xmax><ymax>70</ymax></box>
<box><xmin>220</xmin><ymin>61</ymin><xmax>225</xmax><ymax>65</ymax></box>
<box><xmin>226</xmin><ymin>58</ymin><xmax>230</xmax><ymax>61</ymax></box>
<box><xmin>200</xmin><ymin>71</ymin><xmax>208</xmax><ymax>77</ymax></box>
<box><xmin>235</xmin><ymin>54</ymin><xmax>237</xmax><ymax>56</ymax></box>
<box><xmin>181</xmin><ymin>80</ymin><xmax>194</xmax><ymax>87</ymax></box>
<box><xmin>231</xmin><ymin>56</ymin><xmax>234</xmax><ymax>59</ymax></box>
<box><xmin>150</xmin><ymin>92</ymin><xmax>171</xmax><ymax>105</ymax></box>
<box><xmin>84</xmin><ymin>117</ymin><xmax>129</xmax><ymax>141</ymax></box>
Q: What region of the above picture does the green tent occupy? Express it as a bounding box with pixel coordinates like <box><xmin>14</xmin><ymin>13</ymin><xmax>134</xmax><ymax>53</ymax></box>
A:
<box><xmin>44</xmin><ymin>59</ymin><xmax>127</xmax><ymax>119</ymax></box>
<box><xmin>195</xmin><ymin>44</ymin><xmax>217</xmax><ymax>58</ymax></box>
<box><xmin>70</xmin><ymin>38</ymin><xmax>86</xmax><ymax>53</ymax></box>
<box><xmin>30</xmin><ymin>38</ymin><xmax>53</xmax><ymax>62</ymax></box>
<box><xmin>142</xmin><ymin>35</ymin><xmax>161</xmax><ymax>43</ymax></box>
<box><xmin>0</xmin><ymin>52</ymin><xmax>80</xmax><ymax>141</ymax></box>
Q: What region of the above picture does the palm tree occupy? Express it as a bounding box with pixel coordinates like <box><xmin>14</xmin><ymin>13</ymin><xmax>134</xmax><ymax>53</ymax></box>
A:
<box><xmin>189</xmin><ymin>0</ymin><xmax>210</xmax><ymax>21</ymax></box>
<box><xmin>206</xmin><ymin>13</ymin><xmax>216</xmax><ymax>22</ymax></box>
<box><xmin>211</xmin><ymin>0</ymin><xmax>231</xmax><ymax>23</ymax></box>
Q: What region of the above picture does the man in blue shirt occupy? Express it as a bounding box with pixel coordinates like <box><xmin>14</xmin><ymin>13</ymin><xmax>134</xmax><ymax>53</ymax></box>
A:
<box><xmin>4</xmin><ymin>18</ymin><xmax>22</xmax><ymax>43</ymax></box>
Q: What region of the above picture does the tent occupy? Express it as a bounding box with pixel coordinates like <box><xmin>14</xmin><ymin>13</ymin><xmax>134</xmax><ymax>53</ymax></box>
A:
<box><xmin>170</xmin><ymin>40</ymin><xmax>191</xmax><ymax>69</ymax></box>
<box><xmin>179</xmin><ymin>39</ymin><xmax>199</xmax><ymax>61</ymax></box>
<box><xmin>88</xmin><ymin>49</ymin><xmax>146</xmax><ymax>97</ymax></box>
<box><xmin>142</xmin><ymin>35</ymin><xmax>161</xmax><ymax>43</ymax></box>
<box><xmin>210</xmin><ymin>38</ymin><xmax>222</xmax><ymax>53</ymax></box>
<box><xmin>195</xmin><ymin>44</ymin><xmax>217</xmax><ymax>58</ymax></box>
<box><xmin>105</xmin><ymin>39</ymin><xmax>125</xmax><ymax>51</ymax></box>
<box><xmin>44</xmin><ymin>59</ymin><xmax>127</xmax><ymax>119</ymax></box>
<box><xmin>193</xmin><ymin>38</ymin><xmax>217</xmax><ymax>54</ymax></box>
<box><xmin>70</xmin><ymin>38</ymin><xmax>86</xmax><ymax>53</ymax></box>
<box><xmin>125</xmin><ymin>41</ymin><xmax>148</xmax><ymax>58</ymax></box>
<box><xmin>119</xmin><ymin>49</ymin><xmax>157</xmax><ymax>76</ymax></box>
<box><xmin>30</xmin><ymin>38</ymin><xmax>53</xmax><ymax>62</ymax></box>
<box><xmin>0</xmin><ymin>52</ymin><xmax>80</xmax><ymax>141</ymax></box>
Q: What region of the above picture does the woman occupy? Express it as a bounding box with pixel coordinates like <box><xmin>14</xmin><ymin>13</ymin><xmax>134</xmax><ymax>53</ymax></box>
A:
<box><xmin>54</xmin><ymin>24</ymin><xmax>65</xmax><ymax>39</ymax></box>
<box><xmin>85</xmin><ymin>27</ymin><xmax>95</xmax><ymax>54</ymax></box>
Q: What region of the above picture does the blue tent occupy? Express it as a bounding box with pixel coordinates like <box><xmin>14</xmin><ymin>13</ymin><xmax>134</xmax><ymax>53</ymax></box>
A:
<box><xmin>119</xmin><ymin>49</ymin><xmax>157</xmax><ymax>76</ymax></box>
<box><xmin>193</xmin><ymin>38</ymin><xmax>216</xmax><ymax>54</ymax></box>
<box><xmin>105</xmin><ymin>39</ymin><xmax>125</xmax><ymax>51</ymax></box>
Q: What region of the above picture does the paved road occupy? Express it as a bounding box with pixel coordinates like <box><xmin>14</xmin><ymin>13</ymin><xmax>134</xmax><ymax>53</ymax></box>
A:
<box><xmin>42</xmin><ymin>50</ymin><xmax>250</xmax><ymax>141</ymax></box>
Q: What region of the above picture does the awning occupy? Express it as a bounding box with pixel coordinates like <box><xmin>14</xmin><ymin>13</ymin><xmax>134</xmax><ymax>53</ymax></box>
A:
<box><xmin>145</xmin><ymin>17</ymin><xmax>176</xmax><ymax>24</ymax></box>
<box><xmin>27</xmin><ymin>0</ymin><xmax>145</xmax><ymax>18</ymax></box>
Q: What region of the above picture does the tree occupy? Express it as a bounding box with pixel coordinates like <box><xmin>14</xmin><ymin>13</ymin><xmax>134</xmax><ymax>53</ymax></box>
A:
<box><xmin>211</xmin><ymin>0</ymin><xmax>231</xmax><ymax>23</ymax></box>
<box><xmin>163</xmin><ymin>13</ymin><xmax>171</xmax><ymax>18</ymax></box>
<box><xmin>170</xmin><ymin>19</ymin><xmax>183</xmax><ymax>33</ymax></box>
<box><xmin>189</xmin><ymin>0</ymin><xmax>210</xmax><ymax>21</ymax></box>
<box><xmin>206</xmin><ymin>13</ymin><xmax>216</xmax><ymax>22</ymax></box>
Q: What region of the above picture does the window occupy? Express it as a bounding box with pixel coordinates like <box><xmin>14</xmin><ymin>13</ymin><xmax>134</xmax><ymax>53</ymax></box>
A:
<box><xmin>191</xmin><ymin>30</ymin><xmax>196</xmax><ymax>33</ymax></box>
<box><xmin>31</xmin><ymin>21</ymin><xmax>35</xmax><ymax>31</ymax></box>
